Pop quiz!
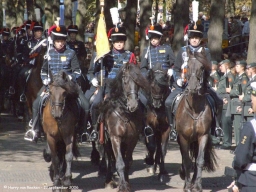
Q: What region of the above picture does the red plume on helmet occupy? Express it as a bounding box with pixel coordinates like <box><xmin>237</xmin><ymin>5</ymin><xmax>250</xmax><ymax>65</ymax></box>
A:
<box><xmin>30</xmin><ymin>21</ymin><xmax>36</xmax><ymax>31</ymax></box>
<box><xmin>107</xmin><ymin>28</ymin><xmax>114</xmax><ymax>40</ymax></box>
<box><xmin>48</xmin><ymin>25</ymin><xmax>57</xmax><ymax>36</ymax></box>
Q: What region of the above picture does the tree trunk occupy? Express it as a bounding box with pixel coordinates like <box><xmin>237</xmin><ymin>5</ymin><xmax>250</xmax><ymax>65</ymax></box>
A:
<box><xmin>139</xmin><ymin>0</ymin><xmax>153</xmax><ymax>56</ymax></box>
<box><xmin>247</xmin><ymin>0</ymin><xmax>256</xmax><ymax>63</ymax></box>
<box><xmin>123</xmin><ymin>0</ymin><xmax>137</xmax><ymax>51</ymax></box>
<box><xmin>76</xmin><ymin>0</ymin><xmax>87</xmax><ymax>41</ymax></box>
<box><xmin>172</xmin><ymin>0</ymin><xmax>189</xmax><ymax>55</ymax></box>
<box><xmin>208</xmin><ymin>0</ymin><xmax>225</xmax><ymax>61</ymax></box>
<box><xmin>104</xmin><ymin>0</ymin><xmax>116</xmax><ymax>30</ymax></box>
<box><xmin>44</xmin><ymin>0</ymin><xmax>59</xmax><ymax>29</ymax></box>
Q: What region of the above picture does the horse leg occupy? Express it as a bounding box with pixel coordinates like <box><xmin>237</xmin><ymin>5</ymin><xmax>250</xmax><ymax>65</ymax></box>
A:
<box><xmin>62</xmin><ymin>137</ymin><xmax>74</xmax><ymax>187</ymax></box>
<box><xmin>43</xmin><ymin>142</ymin><xmax>52</xmax><ymax>162</ymax></box>
<box><xmin>145</xmin><ymin>129</ymin><xmax>156</xmax><ymax>175</ymax></box>
<box><xmin>158</xmin><ymin>127</ymin><xmax>170</xmax><ymax>182</ymax></box>
<box><xmin>192</xmin><ymin>135</ymin><xmax>208</xmax><ymax>192</ymax></box>
<box><xmin>91</xmin><ymin>141</ymin><xmax>100</xmax><ymax>166</ymax></box>
<box><xmin>111</xmin><ymin>136</ymin><xmax>130</xmax><ymax>192</ymax></box>
<box><xmin>47</xmin><ymin>137</ymin><xmax>61</xmax><ymax>191</ymax></box>
<box><xmin>104</xmin><ymin>140</ymin><xmax>116</xmax><ymax>189</ymax></box>
<box><xmin>178</xmin><ymin>135</ymin><xmax>193</xmax><ymax>192</ymax></box>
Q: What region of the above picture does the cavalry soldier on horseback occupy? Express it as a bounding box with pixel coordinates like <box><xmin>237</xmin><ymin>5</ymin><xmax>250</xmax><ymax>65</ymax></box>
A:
<box><xmin>165</xmin><ymin>22</ymin><xmax>223</xmax><ymax>140</ymax></box>
<box><xmin>67</xmin><ymin>24</ymin><xmax>87</xmax><ymax>60</ymax></box>
<box><xmin>140</xmin><ymin>23</ymin><xmax>175</xmax><ymax>147</ymax></box>
<box><xmin>0</xmin><ymin>28</ymin><xmax>13</xmax><ymax>96</ymax></box>
<box><xmin>24</xmin><ymin>22</ymin><xmax>90</xmax><ymax>142</ymax></box>
<box><xmin>85</xmin><ymin>26</ymin><xmax>137</xmax><ymax>142</ymax></box>
<box><xmin>17</xmin><ymin>21</ymin><xmax>46</xmax><ymax>102</ymax></box>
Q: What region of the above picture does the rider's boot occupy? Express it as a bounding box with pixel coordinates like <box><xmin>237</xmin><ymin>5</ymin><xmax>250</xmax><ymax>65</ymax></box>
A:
<box><xmin>24</xmin><ymin>99</ymin><xmax>40</xmax><ymax>142</ymax></box>
<box><xmin>215</xmin><ymin>104</ymin><xmax>224</xmax><ymax>138</ymax></box>
<box><xmin>80</xmin><ymin>110</ymin><xmax>90</xmax><ymax>143</ymax></box>
<box><xmin>144</xmin><ymin>125</ymin><xmax>155</xmax><ymax>153</ymax></box>
<box><xmin>166</xmin><ymin>107</ymin><xmax>177</xmax><ymax>141</ymax></box>
<box><xmin>20</xmin><ymin>92</ymin><xmax>26</xmax><ymax>103</ymax></box>
<box><xmin>89</xmin><ymin>109</ymin><xmax>99</xmax><ymax>142</ymax></box>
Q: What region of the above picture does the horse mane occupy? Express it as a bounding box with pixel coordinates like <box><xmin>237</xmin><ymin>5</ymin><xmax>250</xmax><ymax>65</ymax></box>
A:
<box><xmin>193</xmin><ymin>49</ymin><xmax>211</xmax><ymax>72</ymax></box>
<box><xmin>51</xmin><ymin>71</ymin><xmax>79</xmax><ymax>99</ymax></box>
<box><xmin>109</xmin><ymin>63</ymin><xmax>150</xmax><ymax>99</ymax></box>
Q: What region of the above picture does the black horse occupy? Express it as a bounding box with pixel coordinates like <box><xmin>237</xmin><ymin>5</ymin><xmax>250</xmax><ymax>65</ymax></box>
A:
<box><xmin>144</xmin><ymin>63</ymin><xmax>171</xmax><ymax>182</ymax></box>
<box><xmin>99</xmin><ymin>63</ymin><xmax>150</xmax><ymax>191</ymax></box>
<box><xmin>175</xmin><ymin>48</ymin><xmax>218</xmax><ymax>192</ymax></box>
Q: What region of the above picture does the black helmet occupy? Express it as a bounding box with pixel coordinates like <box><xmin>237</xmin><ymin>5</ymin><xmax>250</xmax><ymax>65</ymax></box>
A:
<box><xmin>108</xmin><ymin>26</ymin><xmax>127</xmax><ymax>42</ymax></box>
<box><xmin>148</xmin><ymin>24</ymin><xmax>163</xmax><ymax>39</ymax></box>
<box><xmin>51</xmin><ymin>25</ymin><xmax>67</xmax><ymax>41</ymax></box>
<box><xmin>188</xmin><ymin>22</ymin><xmax>203</xmax><ymax>38</ymax></box>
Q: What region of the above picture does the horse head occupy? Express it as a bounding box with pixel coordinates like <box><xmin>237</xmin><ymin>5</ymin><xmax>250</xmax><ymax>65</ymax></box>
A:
<box><xmin>122</xmin><ymin>63</ymin><xmax>140</xmax><ymax>112</ymax></box>
<box><xmin>49</xmin><ymin>70</ymin><xmax>79</xmax><ymax>120</ymax></box>
<box><xmin>186</xmin><ymin>47</ymin><xmax>210</xmax><ymax>95</ymax></box>
<box><xmin>148</xmin><ymin>63</ymin><xmax>169</xmax><ymax>108</ymax></box>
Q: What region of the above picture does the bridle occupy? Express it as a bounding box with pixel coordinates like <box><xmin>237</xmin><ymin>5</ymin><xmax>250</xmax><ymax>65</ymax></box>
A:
<box><xmin>151</xmin><ymin>70</ymin><xmax>166</xmax><ymax>102</ymax></box>
<box><xmin>49</xmin><ymin>90</ymin><xmax>66</xmax><ymax>118</ymax></box>
<box><xmin>122</xmin><ymin>68</ymin><xmax>138</xmax><ymax>100</ymax></box>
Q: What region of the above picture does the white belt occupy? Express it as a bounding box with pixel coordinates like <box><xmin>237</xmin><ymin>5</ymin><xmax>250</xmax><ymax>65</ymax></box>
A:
<box><xmin>245</xmin><ymin>163</ymin><xmax>256</xmax><ymax>171</ymax></box>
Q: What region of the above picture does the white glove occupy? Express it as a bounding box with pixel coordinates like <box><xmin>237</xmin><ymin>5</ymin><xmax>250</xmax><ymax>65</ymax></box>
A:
<box><xmin>43</xmin><ymin>78</ymin><xmax>50</xmax><ymax>85</ymax></box>
<box><xmin>167</xmin><ymin>69</ymin><xmax>173</xmax><ymax>77</ymax></box>
<box><xmin>68</xmin><ymin>75</ymin><xmax>72</xmax><ymax>80</ymax></box>
<box><xmin>177</xmin><ymin>78</ymin><xmax>183</xmax><ymax>87</ymax></box>
<box><xmin>91</xmin><ymin>77</ymin><xmax>99</xmax><ymax>87</ymax></box>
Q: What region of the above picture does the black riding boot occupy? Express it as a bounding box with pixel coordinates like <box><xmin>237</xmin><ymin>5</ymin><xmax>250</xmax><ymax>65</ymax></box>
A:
<box><xmin>90</xmin><ymin>108</ymin><xmax>99</xmax><ymax>142</ymax></box>
<box><xmin>80</xmin><ymin>110</ymin><xmax>90</xmax><ymax>143</ymax></box>
<box><xmin>144</xmin><ymin>126</ymin><xmax>156</xmax><ymax>152</ymax></box>
<box><xmin>24</xmin><ymin>96</ymin><xmax>41</xmax><ymax>142</ymax></box>
<box><xmin>215</xmin><ymin>104</ymin><xmax>224</xmax><ymax>137</ymax></box>
<box><xmin>166</xmin><ymin>107</ymin><xmax>177</xmax><ymax>141</ymax></box>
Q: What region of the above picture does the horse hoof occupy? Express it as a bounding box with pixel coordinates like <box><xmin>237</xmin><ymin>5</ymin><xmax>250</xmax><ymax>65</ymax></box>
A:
<box><xmin>158</xmin><ymin>173</ymin><xmax>169</xmax><ymax>183</ymax></box>
<box><xmin>179</xmin><ymin>167</ymin><xmax>185</xmax><ymax>180</ymax></box>
<box><xmin>146</xmin><ymin>165</ymin><xmax>155</xmax><ymax>175</ymax></box>
<box><xmin>43</xmin><ymin>149</ymin><xmax>51</xmax><ymax>162</ymax></box>
<box><xmin>105</xmin><ymin>180</ymin><xmax>116</xmax><ymax>189</ymax></box>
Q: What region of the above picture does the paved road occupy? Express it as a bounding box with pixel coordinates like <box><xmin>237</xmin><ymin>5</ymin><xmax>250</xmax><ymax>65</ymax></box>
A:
<box><xmin>0</xmin><ymin>113</ymin><xmax>235</xmax><ymax>192</ymax></box>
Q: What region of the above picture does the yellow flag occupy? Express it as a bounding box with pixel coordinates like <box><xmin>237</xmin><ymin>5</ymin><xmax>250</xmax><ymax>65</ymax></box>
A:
<box><xmin>95</xmin><ymin>13</ymin><xmax>110</xmax><ymax>61</ymax></box>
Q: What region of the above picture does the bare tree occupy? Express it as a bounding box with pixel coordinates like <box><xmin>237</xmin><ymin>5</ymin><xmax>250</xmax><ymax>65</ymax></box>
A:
<box><xmin>247</xmin><ymin>1</ymin><xmax>256</xmax><ymax>63</ymax></box>
<box><xmin>139</xmin><ymin>0</ymin><xmax>153</xmax><ymax>55</ymax></box>
<box><xmin>208</xmin><ymin>0</ymin><xmax>225</xmax><ymax>61</ymax></box>
<box><xmin>172</xmin><ymin>0</ymin><xmax>189</xmax><ymax>55</ymax></box>
<box><xmin>123</xmin><ymin>0</ymin><xmax>137</xmax><ymax>51</ymax></box>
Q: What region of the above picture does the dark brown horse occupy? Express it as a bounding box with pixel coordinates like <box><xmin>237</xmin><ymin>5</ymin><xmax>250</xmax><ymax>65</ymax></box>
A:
<box><xmin>100</xmin><ymin>63</ymin><xmax>150</xmax><ymax>191</ymax></box>
<box><xmin>42</xmin><ymin>70</ymin><xmax>80</xmax><ymax>191</ymax></box>
<box><xmin>144</xmin><ymin>63</ymin><xmax>170</xmax><ymax>182</ymax></box>
<box><xmin>175</xmin><ymin>48</ymin><xmax>218</xmax><ymax>192</ymax></box>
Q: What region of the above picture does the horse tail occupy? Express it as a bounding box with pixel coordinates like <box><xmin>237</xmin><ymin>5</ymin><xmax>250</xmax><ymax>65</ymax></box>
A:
<box><xmin>203</xmin><ymin>135</ymin><xmax>218</xmax><ymax>172</ymax></box>
<box><xmin>189</xmin><ymin>136</ymin><xmax>218</xmax><ymax>172</ymax></box>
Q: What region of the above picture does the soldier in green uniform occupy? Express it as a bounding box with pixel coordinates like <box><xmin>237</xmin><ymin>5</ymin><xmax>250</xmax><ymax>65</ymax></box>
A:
<box><xmin>209</xmin><ymin>60</ymin><xmax>220</xmax><ymax>88</ymax></box>
<box><xmin>227</xmin><ymin>60</ymin><xmax>249</xmax><ymax>146</ymax></box>
<box><xmin>238</xmin><ymin>62</ymin><xmax>256</xmax><ymax>122</ymax></box>
<box><xmin>216</xmin><ymin>59</ymin><xmax>235</xmax><ymax>149</ymax></box>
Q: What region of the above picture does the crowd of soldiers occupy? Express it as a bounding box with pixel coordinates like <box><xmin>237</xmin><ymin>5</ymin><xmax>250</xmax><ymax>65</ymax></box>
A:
<box><xmin>0</xmin><ymin>15</ymin><xmax>255</xmax><ymax>191</ymax></box>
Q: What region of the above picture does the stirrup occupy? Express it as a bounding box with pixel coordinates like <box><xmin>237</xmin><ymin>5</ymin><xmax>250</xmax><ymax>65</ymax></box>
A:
<box><xmin>89</xmin><ymin>130</ymin><xmax>99</xmax><ymax>142</ymax></box>
<box><xmin>29</xmin><ymin>119</ymin><xmax>33</xmax><ymax>128</ymax></box>
<box><xmin>20</xmin><ymin>93</ymin><xmax>27</xmax><ymax>103</ymax></box>
<box><xmin>9</xmin><ymin>87</ymin><xmax>15</xmax><ymax>95</ymax></box>
<box><xmin>80</xmin><ymin>132</ymin><xmax>89</xmax><ymax>143</ymax></box>
<box><xmin>24</xmin><ymin>129</ymin><xmax>36</xmax><ymax>142</ymax></box>
<box><xmin>215</xmin><ymin>127</ymin><xmax>224</xmax><ymax>137</ymax></box>
<box><xmin>144</xmin><ymin>126</ymin><xmax>154</xmax><ymax>137</ymax></box>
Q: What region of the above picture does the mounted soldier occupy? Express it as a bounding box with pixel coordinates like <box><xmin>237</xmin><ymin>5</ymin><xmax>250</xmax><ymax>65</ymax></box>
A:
<box><xmin>165</xmin><ymin>22</ymin><xmax>223</xmax><ymax>140</ymax></box>
<box><xmin>67</xmin><ymin>24</ymin><xmax>87</xmax><ymax>60</ymax></box>
<box><xmin>140</xmin><ymin>22</ymin><xmax>175</xmax><ymax>142</ymax></box>
<box><xmin>18</xmin><ymin>21</ymin><xmax>46</xmax><ymax>103</ymax></box>
<box><xmin>24</xmin><ymin>19</ymin><xmax>90</xmax><ymax>142</ymax></box>
<box><xmin>84</xmin><ymin>25</ymin><xmax>137</xmax><ymax>142</ymax></box>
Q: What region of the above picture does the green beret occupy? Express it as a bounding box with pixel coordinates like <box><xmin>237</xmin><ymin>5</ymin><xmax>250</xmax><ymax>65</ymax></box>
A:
<box><xmin>251</xmin><ymin>82</ymin><xmax>256</xmax><ymax>96</ymax></box>
<box><xmin>247</xmin><ymin>62</ymin><xmax>256</xmax><ymax>68</ymax></box>
<box><xmin>236</xmin><ymin>60</ymin><xmax>247</xmax><ymax>67</ymax></box>
<box><xmin>219</xmin><ymin>59</ymin><xmax>230</xmax><ymax>65</ymax></box>
<box><xmin>211</xmin><ymin>61</ymin><xmax>218</xmax><ymax>65</ymax></box>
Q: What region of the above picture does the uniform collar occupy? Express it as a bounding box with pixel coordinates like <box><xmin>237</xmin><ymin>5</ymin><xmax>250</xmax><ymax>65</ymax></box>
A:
<box><xmin>54</xmin><ymin>45</ymin><xmax>66</xmax><ymax>53</ymax></box>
